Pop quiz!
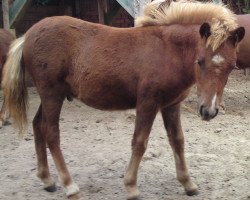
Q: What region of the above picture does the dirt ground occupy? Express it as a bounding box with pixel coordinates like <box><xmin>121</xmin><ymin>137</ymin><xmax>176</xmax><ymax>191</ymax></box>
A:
<box><xmin>0</xmin><ymin>70</ymin><xmax>249</xmax><ymax>200</ymax></box>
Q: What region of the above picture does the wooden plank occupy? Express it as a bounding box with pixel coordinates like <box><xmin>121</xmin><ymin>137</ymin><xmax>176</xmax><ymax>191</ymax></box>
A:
<box><xmin>9</xmin><ymin>0</ymin><xmax>32</xmax><ymax>28</ymax></box>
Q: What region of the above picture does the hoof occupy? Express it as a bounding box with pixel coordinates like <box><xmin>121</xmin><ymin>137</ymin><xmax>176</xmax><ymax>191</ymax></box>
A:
<box><xmin>68</xmin><ymin>192</ymin><xmax>82</xmax><ymax>200</ymax></box>
<box><xmin>4</xmin><ymin>121</ymin><xmax>11</xmax><ymax>126</ymax></box>
<box><xmin>66</xmin><ymin>182</ymin><xmax>80</xmax><ymax>197</ymax></box>
<box><xmin>186</xmin><ymin>189</ymin><xmax>199</xmax><ymax>196</ymax></box>
<box><xmin>126</xmin><ymin>189</ymin><xmax>140</xmax><ymax>200</ymax></box>
<box><xmin>44</xmin><ymin>183</ymin><xmax>57</xmax><ymax>192</ymax></box>
<box><xmin>0</xmin><ymin>120</ymin><xmax>11</xmax><ymax>127</ymax></box>
<box><xmin>183</xmin><ymin>180</ymin><xmax>198</xmax><ymax>196</ymax></box>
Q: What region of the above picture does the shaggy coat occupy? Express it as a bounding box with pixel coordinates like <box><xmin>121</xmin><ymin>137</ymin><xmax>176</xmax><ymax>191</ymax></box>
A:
<box><xmin>2</xmin><ymin>1</ymin><xmax>244</xmax><ymax>199</ymax></box>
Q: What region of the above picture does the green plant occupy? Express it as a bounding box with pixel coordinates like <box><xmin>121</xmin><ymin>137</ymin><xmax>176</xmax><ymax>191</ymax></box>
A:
<box><xmin>236</xmin><ymin>0</ymin><xmax>250</xmax><ymax>14</ymax></box>
<box><xmin>242</xmin><ymin>0</ymin><xmax>250</xmax><ymax>13</ymax></box>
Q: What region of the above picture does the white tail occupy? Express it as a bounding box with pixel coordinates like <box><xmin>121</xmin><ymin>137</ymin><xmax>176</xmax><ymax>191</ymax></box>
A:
<box><xmin>2</xmin><ymin>36</ymin><xmax>28</xmax><ymax>135</ymax></box>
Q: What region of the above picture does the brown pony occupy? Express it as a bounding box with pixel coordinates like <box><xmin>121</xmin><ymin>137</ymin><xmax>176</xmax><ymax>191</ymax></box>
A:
<box><xmin>237</xmin><ymin>14</ymin><xmax>250</xmax><ymax>70</ymax></box>
<box><xmin>2</xmin><ymin>1</ymin><xmax>245</xmax><ymax>200</ymax></box>
<box><xmin>0</xmin><ymin>29</ymin><xmax>14</xmax><ymax>127</ymax></box>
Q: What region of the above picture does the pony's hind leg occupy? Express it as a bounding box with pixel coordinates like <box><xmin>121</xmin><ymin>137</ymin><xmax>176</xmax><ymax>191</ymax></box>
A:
<box><xmin>33</xmin><ymin>104</ymin><xmax>56</xmax><ymax>192</ymax></box>
<box><xmin>124</xmin><ymin>102</ymin><xmax>158</xmax><ymax>199</ymax></box>
<box><xmin>41</xmin><ymin>97</ymin><xmax>80</xmax><ymax>199</ymax></box>
<box><xmin>161</xmin><ymin>104</ymin><xmax>198</xmax><ymax>196</ymax></box>
<box><xmin>0</xmin><ymin>99</ymin><xmax>10</xmax><ymax>127</ymax></box>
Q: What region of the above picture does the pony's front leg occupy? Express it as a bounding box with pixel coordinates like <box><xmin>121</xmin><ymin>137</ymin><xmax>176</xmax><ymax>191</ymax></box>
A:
<box><xmin>124</xmin><ymin>102</ymin><xmax>158</xmax><ymax>199</ymax></box>
<box><xmin>161</xmin><ymin>104</ymin><xmax>198</xmax><ymax>196</ymax></box>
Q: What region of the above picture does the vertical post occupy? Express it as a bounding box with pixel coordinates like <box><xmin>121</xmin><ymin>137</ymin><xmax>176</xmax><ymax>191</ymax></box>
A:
<box><xmin>97</xmin><ymin>0</ymin><xmax>105</xmax><ymax>24</ymax></box>
<box><xmin>103</xmin><ymin>0</ymin><xmax>108</xmax><ymax>13</ymax></box>
<box><xmin>2</xmin><ymin>0</ymin><xmax>10</xmax><ymax>30</ymax></box>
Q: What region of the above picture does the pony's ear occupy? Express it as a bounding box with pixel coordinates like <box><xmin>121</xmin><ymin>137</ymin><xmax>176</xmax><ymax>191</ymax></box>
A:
<box><xmin>230</xmin><ymin>27</ymin><xmax>245</xmax><ymax>46</ymax></box>
<box><xmin>199</xmin><ymin>23</ymin><xmax>211</xmax><ymax>39</ymax></box>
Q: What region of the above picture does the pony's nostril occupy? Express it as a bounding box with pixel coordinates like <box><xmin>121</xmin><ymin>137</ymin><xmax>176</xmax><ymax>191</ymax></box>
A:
<box><xmin>203</xmin><ymin>109</ymin><xmax>209</xmax><ymax>118</ymax></box>
<box><xmin>199</xmin><ymin>105</ymin><xmax>211</xmax><ymax>119</ymax></box>
<box><xmin>200</xmin><ymin>105</ymin><xmax>209</xmax><ymax>117</ymax></box>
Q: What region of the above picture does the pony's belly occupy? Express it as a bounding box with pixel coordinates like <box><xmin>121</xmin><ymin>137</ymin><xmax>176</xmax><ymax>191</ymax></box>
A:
<box><xmin>76</xmin><ymin>89</ymin><xmax>136</xmax><ymax>111</ymax></box>
<box><xmin>80</xmin><ymin>96</ymin><xmax>136</xmax><ymax>110</ymax></box>
<box><xmin>67</xmin><ymin>68</ymin><xmax>138</xmax><ymax>110</ymax></box>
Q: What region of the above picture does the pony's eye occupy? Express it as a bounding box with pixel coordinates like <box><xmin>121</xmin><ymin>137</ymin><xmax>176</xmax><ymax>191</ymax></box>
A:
<box><xmin>196</xmin><ymin>59</ymin><xmax>205</xmax><ymax>67</ymax></box>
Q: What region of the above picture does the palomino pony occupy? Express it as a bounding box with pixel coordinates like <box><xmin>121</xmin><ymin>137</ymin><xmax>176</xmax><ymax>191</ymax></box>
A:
<box><xmin>2</xmin><ymin>1</ymin><xmax>244</xmax><ymax>199</ymax></box>
<box><xmin>0</xmin><ymin>29</ymin><xmax>14</xmax><ymax>127</ymax></box>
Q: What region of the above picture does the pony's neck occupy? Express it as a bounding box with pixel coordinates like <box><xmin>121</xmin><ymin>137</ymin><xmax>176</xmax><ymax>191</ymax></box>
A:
<box><xmin>162</xmin><ymin>24</ymin><xmax>200</xmax><ymax>86</ymax></box>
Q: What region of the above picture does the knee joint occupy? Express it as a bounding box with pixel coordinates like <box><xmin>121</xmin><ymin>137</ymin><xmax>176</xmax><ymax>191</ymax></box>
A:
<box><xmin>132</xmin><ymin>139</ymin><xmax>148</xmax><ymax>156</ymax></box>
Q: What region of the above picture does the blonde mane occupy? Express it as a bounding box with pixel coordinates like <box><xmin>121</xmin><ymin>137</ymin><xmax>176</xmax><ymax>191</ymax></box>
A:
<box><xmin>135</xmin><ymin>0</ymin><xmax>238</xmax><ymax>51</ymax></box>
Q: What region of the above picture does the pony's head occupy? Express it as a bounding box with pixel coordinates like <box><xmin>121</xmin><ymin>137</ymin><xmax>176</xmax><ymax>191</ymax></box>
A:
<box><xmin>196</xmin><ymin>23</ymin><xmax>245</xmax><ymax>120</ymax></box>
<box><xmin>135</xmin><ymin>0</ymin><xmax>245</xmax><ymax>120</ymax></box>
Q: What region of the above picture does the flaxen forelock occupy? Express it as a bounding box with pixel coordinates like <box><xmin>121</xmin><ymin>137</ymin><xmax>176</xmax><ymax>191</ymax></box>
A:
<box><xmin>135</xmin><ymin>0</ymin><xmax>238</xmax><ymax>51</ymax></box>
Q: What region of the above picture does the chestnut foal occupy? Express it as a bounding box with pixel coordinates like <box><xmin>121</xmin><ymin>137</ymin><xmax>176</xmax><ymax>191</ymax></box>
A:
<box><xmin>2</xmin><ymin>1</ymin><xmax>244</xmax><ymax>199</ymax></box>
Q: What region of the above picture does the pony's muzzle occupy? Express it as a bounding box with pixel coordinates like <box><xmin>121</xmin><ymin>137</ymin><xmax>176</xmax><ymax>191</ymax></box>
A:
<box><xmin>199</xmin><ymin>105</ymin><xmax>218</xmax><ymax>121</ymax></box>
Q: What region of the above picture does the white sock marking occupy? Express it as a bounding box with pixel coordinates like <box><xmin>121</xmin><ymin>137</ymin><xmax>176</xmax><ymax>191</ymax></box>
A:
<box><xmin>65</xmin><ymin>182</ymin><xmax>80</xmax><ymax>197</ymax></box>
